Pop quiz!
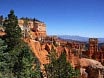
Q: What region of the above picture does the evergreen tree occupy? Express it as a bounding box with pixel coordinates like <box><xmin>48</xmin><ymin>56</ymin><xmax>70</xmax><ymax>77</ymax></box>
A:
<box><xmin>57</xmin><ymin>52</ymin><xmax>80</xmax><ymax>78</ymax></box>
<box><xmin>0</xmin><ymin>38</ymin><xmax>10</xmax><ymax>78</ymax></box>
<box><xmin>44</xmin><ymin>48</ymin><xmax>80</xmax><ymax>78</ymax></box>
<box><xmin>2</xmin><ymin>10</ymin><xmax>41</xmax><ymax>78</ymax></box>
<box><xmin>12</xmin><ymin>42</ymin><xmax>41</xmax><ymax>78</ymax></box>
<box><xmin>44</xmin><ymin>47</ymin><xmax>57</xmax><ymax>78</ymax></box>
<box><xmin>0</xmin><ymin>15</ymin><xmax>3</xmax><ymax>25</ymax></box>
<box><xmin>3</xmin><ymin>10</ymin><xmax>22</xmax><ymax>50</ymax></box>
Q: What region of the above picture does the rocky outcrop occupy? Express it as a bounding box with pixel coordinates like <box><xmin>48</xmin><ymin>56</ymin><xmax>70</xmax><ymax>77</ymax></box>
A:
<box><xmin>80</xmin><ymin>58</ymin><xmax>104</xmax><ymax>78</ymax></box>
<box><xmin>24</xmin><ymin>38</ymin><xmax>104</xmax><ymax>78</ymax></box>
<box><xmin>27</xmin><ymin>39</ymin><xmax>49</xmax><ymax>64</ymax></box>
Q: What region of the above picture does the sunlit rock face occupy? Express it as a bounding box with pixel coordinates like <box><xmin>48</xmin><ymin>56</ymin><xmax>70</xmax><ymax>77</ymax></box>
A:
<box><xmin>18</xmin><ymin>19</ymin><xmax>47</xmax><ymax>39</ymax></box>
<box><xmin>80</xmin><ymin>58</ymin><xmax>104</xmax><ymax>78</ymax></box>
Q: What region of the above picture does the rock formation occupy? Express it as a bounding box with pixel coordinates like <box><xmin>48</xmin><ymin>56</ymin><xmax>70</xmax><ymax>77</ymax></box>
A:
<box><xmin>24</xmin><ymin>37</ymin><xmax>104</xmax><ymax>78</ymax></box>
<box><xmin>80</xmin><ymin>58</ymin><xmax>104</xmax><ymax>78</ymax></box>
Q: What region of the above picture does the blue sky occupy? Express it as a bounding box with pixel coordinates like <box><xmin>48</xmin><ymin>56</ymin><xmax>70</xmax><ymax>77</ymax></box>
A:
<box><xmin>0</xmin><ymin>0</ymin><xmax>104</xmax><ymax>38</ymax></box>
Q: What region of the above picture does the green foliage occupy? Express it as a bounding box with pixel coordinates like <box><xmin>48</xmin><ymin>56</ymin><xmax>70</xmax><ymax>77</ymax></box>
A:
<box><xmin>1</xmin><ymin>10</ymin><xmax>41</xmax><ymax>78</ymax></box>
<box><xmin>0</xmin><ymin>39</ymin><xmax>41</xmax><ymax>78</ymax></box>
<box><xmin>12</xmin><ymin>41</ymin><xmax>41</xmax><ymax>78</ymax></box>
<box><xmin>3</xmin><ymin>10</ymin><xmax>22</xmax><ymax>50</ymax></box>
<box><xmin>53</xmin><ymin>40</ymin><xmax>58</xmax><ymax>47</ymax></box>
<box><xmin>0</xmin><ymin>15</ymin><xmax>3</xmax><ymax>25</ymax></box>
<box><xmin>48</xmin><ymin>47</ymin><xmax>58</xmax><ymax>62</ymax></box>
<box><xmin>0</xmin><ymin>38</ymin><xmax>10</xmax><ymax>78</ymax></box>
<box><xmin>44</xmin><ymin>48</ymin><xmax>80</xmax><ymax>78</ymax></box>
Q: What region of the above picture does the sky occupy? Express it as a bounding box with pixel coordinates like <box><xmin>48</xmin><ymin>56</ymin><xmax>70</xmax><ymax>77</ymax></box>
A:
<box><xmin>0</xmin><ymin>0</ymin><xmax>104</xmax><ymax>38</ymax></box>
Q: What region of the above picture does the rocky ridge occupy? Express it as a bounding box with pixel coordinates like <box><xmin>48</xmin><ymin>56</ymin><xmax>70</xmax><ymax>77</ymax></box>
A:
<box><xmin>25</xmin><ymin>38</ymin><xmax>104</xmax><ymax>78</ymax></box>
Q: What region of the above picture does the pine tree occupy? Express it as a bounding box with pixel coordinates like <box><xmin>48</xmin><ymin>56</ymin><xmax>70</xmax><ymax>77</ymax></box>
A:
<box><xmin>44</xmin><ymin>48</ymin><xmax>80</xmax><ymax>78</ymax></box>
<box><xmin>0</xmin><ymin>38</ymin><xmax>10</xmax><ymax>78</ymax></box>
<box><xmin>3</xmin><ymin>10</ymin><xmax>22</xmax><ymax>50</ymax></box>
<box><xmin>57</xmin><ymin>52</ymin><xmax>80</xmax><ymax>78</ymax></box>
<box><xmin>12</xmin><ymin>42</ymin><xmax>41</xmax><ymax>78</ymax></box>
<box><xmin>2</xmin><ymin>10</ymin><xmax>41</xmax><ymax>78</ymax></box>
<box><xmin>0</xmin><ymin>15</ymin><xmax>3</xmax><ymax>25</ymax></box>
<box><xmin>44</xmin><ymin>47</ymin><xmax>58</xmax><ymax>78</ymax></box>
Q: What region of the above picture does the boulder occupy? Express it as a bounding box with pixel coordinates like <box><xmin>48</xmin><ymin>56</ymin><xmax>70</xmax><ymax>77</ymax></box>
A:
<box><xmin>80</xmin><ymin>58</ymin><xmax>104</xmax><ymax>78</ymax></box>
